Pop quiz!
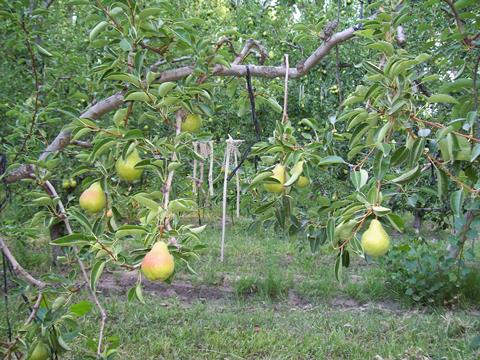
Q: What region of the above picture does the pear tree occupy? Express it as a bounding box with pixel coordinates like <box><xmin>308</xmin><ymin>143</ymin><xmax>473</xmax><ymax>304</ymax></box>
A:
<box><xmin>0</xmin><ymin>0</ymin><xmax>479</xmax><ymax>358</ymax></box>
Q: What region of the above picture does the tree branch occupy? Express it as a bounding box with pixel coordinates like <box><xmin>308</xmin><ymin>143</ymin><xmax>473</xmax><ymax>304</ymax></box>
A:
<box><xmin>6</xmin><ymin>21</ymin><xmax>365</xmax><ymax>184</ymax></box>
<box><xmin>0</xmin><ymin>237</ymin><xmax>46</xmax><ymax>289</ymax></box>
<box><xmin>233</xmin><ymin>38</ymin><xmax>268</xmax><ymax>65</ymax></box>
<box><xmin>5</xmin><ymin>92</ymin><xmax>125</xmax><ymax>183</ymax></box>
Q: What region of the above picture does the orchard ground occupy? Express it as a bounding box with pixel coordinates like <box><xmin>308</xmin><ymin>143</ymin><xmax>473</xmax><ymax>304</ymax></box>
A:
<box><xmin>3</xmin><ymin>215</ymin><xmax>480</xmax><ymax>359</ymax></box>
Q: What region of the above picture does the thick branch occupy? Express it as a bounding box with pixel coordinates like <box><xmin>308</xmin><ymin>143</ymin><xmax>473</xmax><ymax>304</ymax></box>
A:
<box><xmin>233</xmin><ymin>38</ymin><xmax>268</xmax><ymax>65</ymax></box>
<box><xmin>0</xmin><ymin>237</ymin><xmax>46</xmax><ymax>289</ymax></box>
<box><xmin>7</xmin><ymin>21</ymin><xmax>364</xmax><ymax>184</ymax></box>
<box><xmin>5</xmin><ymin>92</ymin><xmax>124</xmax><ymax>183</ymax></box>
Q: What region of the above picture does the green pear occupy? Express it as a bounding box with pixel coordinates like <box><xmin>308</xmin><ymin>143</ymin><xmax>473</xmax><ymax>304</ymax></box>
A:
<box><xmin>361</xmin><ymin>219</ymin><xmax>390</xmax><ymax>257</ymax></box>
<box><xmin>29</xmin><ymin>342</ymin><xmax>49</xmax><ymax>360</ymax></box>
<box><xmin>181</xmin><ymin>114</ymin><xmax>202</xmax><ymax>133</ymax></box>
<box><xmin>295</xmin><ymin>175</ymin><xmax>310</xmax><ymax>189</ymax></box>
<box><xmin>263</xmin><ymin>164</ymin><xmax>286</xmax><ymax>193</ymax></box>
<box><xmin>141</xmin><ymin>242</ymin><xmax>175</xmax><ymax>281</ymax></box>
<box><xmin>79</xmin><ymin>182</ymin><xmax>106</xmax><ymax>213</ymax></box>
<box><xmin>115</xmin><ymin>148</ymin><xmax>143</xmax><ymax>182</ymax></box>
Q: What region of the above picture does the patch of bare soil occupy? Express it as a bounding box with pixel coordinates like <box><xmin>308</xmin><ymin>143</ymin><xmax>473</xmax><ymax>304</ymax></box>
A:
<box><xmin>99</xmin><ymin>271</ymin><xmax>234</xmax><ymax>303</ymax></box>
<box><xmin>99</xmin><ymin>272</ymin><xmax>409</xmax><ymax>314</ymax></box>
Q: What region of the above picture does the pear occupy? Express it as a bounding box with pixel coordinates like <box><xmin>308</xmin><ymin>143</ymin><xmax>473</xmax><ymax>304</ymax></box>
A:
<box><xmin>115</xmin><ymin>148</ymin><xmax>143</xmax><ymax>182</ymax></box>
<box><xmin>263</xmin><ymin>164</ymin><xmax>286</xmax><ymax>193</ymax></box>
<box><xmin>295</xmin><ymin>176</ymin><xmax>310</xmax><ymax>189</ymax></box>
<box><xmin>361</xmin><ymin>219</ymin><xmax>390</xmax><ymax>257</ymax></box>
<box><xmin>29</xmin><ymin>342</ymin><xmax>49</xmax><ymax>360</ymax></box>
<box><xmin>79</xmin><ymin>182</ymin><xmax>106</xmax><ymax>213</ymax></box>
<box><xmin>181</xmin><ymin>114</ymin><xmax>202</xmax><ymax>133</ymax></box>
<box><xmin>141</xmin><ymin>242</ymin><xmax>175</xmax><ymax>281</ymax></box>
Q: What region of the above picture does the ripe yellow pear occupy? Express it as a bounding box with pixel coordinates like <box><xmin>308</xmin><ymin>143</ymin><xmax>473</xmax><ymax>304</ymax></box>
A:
<box><xmin>141</xmin><ymin>242</ymin><xmax>175</xmax><ymax>281</ymax></box>
<box><xmin>115</xmin><ymin>148</ymin><xmax>143</xmax><ymax>182</ymax></box>
<box><xmin>79</xmin><ymin>182</ymin><xmax>106</xmax><ymax>213</ymax></box>
<box><xmin>295</xmin><ymin>175</ymin><xmax>310</xmax><ymax>188</ymax></box>
<box><xmin>263</xmin><ymin>164</ymin><xmax>286</xmax><ymax>193</ymax></box>
<box><xmin>361</xmin><ymin>219</ymin><xmax>390</xmax><ymax>257</ymax></box>
<box><xmin>181</xmin><ymin>114</ymin><xmax>202</xmax><ymax>133</ymax></box>
<box><xmin>29</xmin><ymin>342</ymin><xmax>49</xmax><ymax>360</ymax></box>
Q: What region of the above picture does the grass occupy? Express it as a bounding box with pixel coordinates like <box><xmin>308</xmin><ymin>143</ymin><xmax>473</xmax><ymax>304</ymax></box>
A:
<box><xmin>74</xmin><ymin>298</ymin><xmax>480</xmax><ymax>359</ymax></box>
<box><xmin>2</xmin><ymin>216</ymin><xmax>480</xmax><ymax>359</ymax></box>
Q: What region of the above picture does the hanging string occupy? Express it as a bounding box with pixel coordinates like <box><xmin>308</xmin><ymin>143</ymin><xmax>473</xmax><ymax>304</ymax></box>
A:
<box><xmin>2</xmin><ymin>252</ymin><xmax>12</xmax><ymax>342</ymax></box>
<box><xmin>282</xmin><ymin>54</ymin><xmax>289</xmax><ymax>123</ymax></box>
<box><xmin>227</xmin><ymin>65</ymin><xmax>260</xmax><ymax>181</ymax></box>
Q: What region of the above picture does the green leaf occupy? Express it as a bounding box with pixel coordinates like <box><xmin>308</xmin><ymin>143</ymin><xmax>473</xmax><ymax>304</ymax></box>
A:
<box><xmin>70</xmin><ymin>300</ymin><xmax>93</xmax><ymax>317</ymax></box>
<box><xmin>125</xmin><ymin>92</ymin><xmax>156</xmax><ymax>103</ymax></box>
<box><xmin>105</xmin><ymin>73</ymin><xmax>141</xmax><ymax>87</ymax></box>
<box><xmin>386</xmin><ymin>213</ymin><xmax>404</xmax><ymax>232</ymax></box>
<box><xmin>115</xmin><ymin>225</ymin><xmax>148</xmax><ymax>238</ymax></box>
<box><xmin>367</xmin><ymin>41</ymin><xmax>394</xmax><ymax>56</ymax></box>
<box><xmin>439</xmin><ymin>78</ymin><xmax>473</xmax><ymax>93</ymax></box>
<box><xmin>89</xmin><ymin>21</ymin><xmax>108</xmax><ymax>41</ymax></box>
<box><xmin>57</xmin><ymin>336</ymin><xmax>72</xmax><ymax>351</ymax></box>
<box><xmin>376</xmin><ymin>121</ymin><xmax>392</xmax><ymax>143</ymax></box>
<box><xmin>284</xmin><ymin>161</ymin><xmax>304</xmax><ymax>186</ymax></box>
<box><xmin>390</xmin><ymin>165</ymin><xmax>420</xmax><ymax>184</ymax></box>
<box><xmin>34</xmin><ymin>43</ymin><xmax>53</xmax><ymax>57</ymax></box>
<box><xmin>250</xmin><ymin>171</ymin><xmax>274</xmax><ymax>188</ymax></box>
<box><xmin>450</xmin><ymin>189</ymin><xmax>464</xmax><ymax>216</ymax></box>
<box><xmin>427</xmin><ymin>94</ymin><xmax>458</xmax><ymax>104</ymax></box>
<box><xmin>318</xmin><ymin>156</ymin><xmax>345</xmax><ymax>166</ymax></box>
<box><xmin>373</xmin><ymin>152</ymin><xmax>390</xmax><ymax>180</ymax></box>
<box><xmin>158</xmin><ymin>82</ymin><xmax>177</xmax><ymax>96</ymax></box>
<box><xmin>265</xmin><ymin>97</ymin><xmax>283</xmax><ymax>113</ymax></box>
<box><xmin>90</xmin><ymin>260</ymin><xmax>106</xmax><ymax>291</ymax></box>
<box><xmin>372</xmin><ymin>206</ymin><xmax>391</xmax><ymax>216</ymax></box>
<box><xmin>436</xmin><ymin>168</ymin><xmax>448</xmax><ymax>200</ymax></box>
<box><xmin>470</xmin><ymin>144</ymin><xmax>480</xmax><ymax>162</ymax></box>
<box><xmin>51</xmin><ymin>233</ymin><xmax>94</xmax><ymax>246</ymax></box>
<box><xmin>327</xmin><ymin>218</ymin><xmax>335</xmax><ymax>245</ymax></box>
<box><xmin>334</xmin><ymin>252</ymin><xmax>342</xmax><ymax>282</ymax></box>
<box><xmin>133</xmin><ymin>194</ymin><xmax>159</xmax><ymax>210</ymax></box>
<box><xmin>168</xmin><ymin>199</ymin><xmax>197</xmax><ymax>213</ymax></box>
<box><xmin>139</xmin><ymin>7</ymin><xmax>163</xmax><ymax>20</ymax></box>
<box><xmin>135</xmin><ymin>283</ymin><xmax>145</xmax><ymax>304</ymax></box>
<box><xmin>350</xmin><ymin>169</ymin><xmax>368</xmax><ymax>191</ymax></box>
<box><xmin>455</xmin><ymin>0</ymin><xmax>475</xmax><ymax>10</ymax></box>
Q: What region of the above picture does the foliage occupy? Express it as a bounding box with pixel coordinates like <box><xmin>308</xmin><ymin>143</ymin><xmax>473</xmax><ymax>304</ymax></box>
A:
<box><xmin>383</xmin><ymin>236</ymin><xmax>480</xmax><ymax>305</ymax></box>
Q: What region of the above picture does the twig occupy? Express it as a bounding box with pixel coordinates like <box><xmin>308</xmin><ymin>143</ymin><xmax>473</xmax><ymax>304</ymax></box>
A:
<box><xmin>426</xmin><ymin>154</ymin><xmax>479</xmax><ymax>195</ymax></box>
<box><xmin>2</xmin><ymin>251</ymin><xmax>12</xmax><ymax>342</ymax></box>
<box><xmin>410</xmin><ymin>115</ymin><xmax>480</xmax><ymax>143</ymax></box>
<box><xmin>473</xmin><ymin>55</ymin><xmax>480</xmax><ymax>138</ymax></box>
<box><xmin>70</xmin><ymin>140</ymin><xmax>92</xmax><ymax>148</ymax></box>
<box><xmin>41</xmin><ymin>181</ymin><xmax>107</xmax><ymax>356</ymax></box>
<box><xmin>443</xmin><ymin>0</ymin><xmax>465</xmax><ymax>38</ymax></box>
<box><xmin>96</xmin><ymin>0</ymin><xmax>123</xmax><ymax>33</ymax></box>
<box><xmin>14</xmin><ymin>20</ymin><xmax>41</xmax><ymax>161</ymax></box>
<box><xmin>25</xmin><ymin>293</ymin><xmax>43</xmax><ymax>324</ymax></box>
<box><xmin>232</xmin><ymin>38</ymin><xmax>268</xmax><ymax>65</ymax></box>
<box><xmin>0</xmin><ymin>237</ymin><xmax>46</xmax><ymax>289</ymax></box>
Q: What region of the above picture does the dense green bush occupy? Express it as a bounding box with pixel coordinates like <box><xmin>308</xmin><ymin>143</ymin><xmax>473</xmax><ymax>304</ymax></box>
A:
<box><xmin>383</xmin><ymin>237</ymin><xmax>480</xmax><ymax>305</ymax></box>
